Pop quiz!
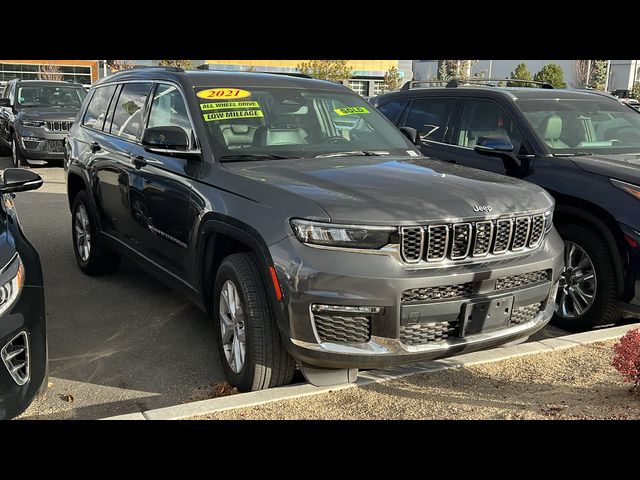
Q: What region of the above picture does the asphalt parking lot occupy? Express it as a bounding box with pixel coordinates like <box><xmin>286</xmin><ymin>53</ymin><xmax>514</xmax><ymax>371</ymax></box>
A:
<box><xmin>2</xmin><ymin>157</ymin><xmax>568</xmax><ymax>419</ymax></box>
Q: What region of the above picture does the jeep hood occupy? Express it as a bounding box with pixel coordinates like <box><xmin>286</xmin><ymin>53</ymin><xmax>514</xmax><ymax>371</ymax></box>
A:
<box><xmin>570</xmin><ymin>153</ymin><xmax>640</xmax><ymax>185</ymax></box>
<box><xmin>17</xmin><ymin>107</ymin><xmax>79</xmax><ymax>122</ymax></box>
<box><xmin>224</xmin><ymin>156</ymin><xmax>553</xmax><ymax>224</ymax></box>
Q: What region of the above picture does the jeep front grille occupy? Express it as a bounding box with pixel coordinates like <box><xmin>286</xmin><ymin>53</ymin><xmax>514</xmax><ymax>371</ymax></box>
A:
<box><xmin>313</xmin><ymin>314</ymin><xmax>371</xmax><ymax>344</ymax></box>
<box><xmin>402</xmin><ymin>282</ymin><xmax>474</xmax><ymax>303</ymax></box>
<box><xmin>400</xmin><ymin>321</ymin><xmax>459</xmax><ymax>346</ymax></box>
<box><xmin>495</xmin><ymin>270</ymin><xmax>549</xmax><ymax>292</ymax></box>
<box><xmin>400</xmin><ymin>214</ymin><xmax>546</xmax><ymax>264</ymax></box>
<box><xmin>1</xmin><ymin>331</ymin><xmax>29</xmax><ymax>386</ymax></box>
<box><xmin>509</xmin><ymin>303</ymin><xmax>542</xmax><ymax>325</ymax></box>
<box><xmin>45</xmin><ymin>120</ymin><xmax>72</xmax><ymax>132</ymax></box>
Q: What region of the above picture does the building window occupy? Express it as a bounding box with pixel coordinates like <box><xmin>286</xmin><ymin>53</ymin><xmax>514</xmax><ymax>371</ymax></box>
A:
<box><xmin>348</xmin><ymin>80</ymin><xmax>369</xmax><ymax>97</ymax></box>
<box><xmin>372</xmin><ymin>80</ymin><xmax>384</xmax><ymax>96</ymax></box>
<box><xmin>0</xmin><ymin>63</ymin><xmax>92</xmax><ymax>84</ymax></box>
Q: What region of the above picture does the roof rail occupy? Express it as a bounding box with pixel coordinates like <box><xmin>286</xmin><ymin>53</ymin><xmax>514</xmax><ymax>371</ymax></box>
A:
<box><xmin>127</xmin><ymin>65</ymin><xmax>185</xmax><ymax>72</ymax></box>
<box><xmin>249</xmin><ymin>71</ymin><xmax>313</xmax><ymax>79</ymax></box>
<box><xmin>401</xmin><ymin>77</ymin><xmax>554</xmax><ymax>90</ymax></box>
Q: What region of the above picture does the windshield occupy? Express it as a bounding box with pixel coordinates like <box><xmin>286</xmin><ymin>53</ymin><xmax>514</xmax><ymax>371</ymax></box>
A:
<box><xmin>17</xmin><ymin>85</ymin><xmax>87</xmax><ymax>108</ymax></box>
<box><xmin>194</xmin><ymin>86</ymin><xmax>417</xmax><ymax>159</ymax></box>
<box><xmin>519</xmin><ymin>97</ymin><xmax>640</xmax><ymax>153</ymax></box>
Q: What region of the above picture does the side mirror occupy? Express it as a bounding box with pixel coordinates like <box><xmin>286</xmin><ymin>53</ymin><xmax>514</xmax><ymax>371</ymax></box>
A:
<box><xmin>1</xmin><ymin>168</ymin><xmax>43</xmax><ymax>193</ymax></box>
<box><xmin>474</xmin><ymin>135</ymin><xmax>522</xmax><ymax>167</ymax></box>
<box><xmin>400</xmin><ymin>126</ymin><xmax>419</xmax><ymax>145</ymax></box>
<box><xmin>0</xmin><ymin>98</ymin><xmax>11</xmax><ymax>108</ymax></box>
<box><xmin>142</xmin><ymin>126</ymin><xmax>190</xmax><ymax>152</ymax></box>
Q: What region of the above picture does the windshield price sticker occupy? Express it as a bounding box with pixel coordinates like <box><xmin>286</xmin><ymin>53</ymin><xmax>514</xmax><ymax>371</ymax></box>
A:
<box><xmin>200</xmin><ymin>101</ymin><xmax>260</xmax><ymax>111</ymax></box>
<box><xmin>196</xmin><ymin>88</ymin><xmax>252</xmax><ymax>100</ymax></box>
<box><xmin>203</xmin><ymin>110</ymin><xmax>264</xmax><ymax>122</ymax></box>
<box><xmin>334</xmin><ymin>106</ymin><xmax>370</xmax><ymax>116</ymax></box>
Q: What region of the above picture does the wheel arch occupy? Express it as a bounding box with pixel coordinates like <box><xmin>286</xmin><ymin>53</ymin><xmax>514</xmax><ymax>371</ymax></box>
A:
<box><xmin>554</xmin><ymin>200</ymin><xmax>625</xmax><ymax>294</ymax></box>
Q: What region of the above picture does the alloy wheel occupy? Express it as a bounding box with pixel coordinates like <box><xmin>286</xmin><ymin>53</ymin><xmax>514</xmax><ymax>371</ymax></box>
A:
<box><xmin>75</xmin><ymin>204</ymin><xmax>91</xmax><ymax>262</ymax></box>
<box><xmin>557</xmin><ymin>241</ymin><xmax>597</xmax><ymax>319</ymax></box>
<box><xmin>219</xmin><ymin>280</ymin><xmax>246</xmax><ymax>374</ymax></box>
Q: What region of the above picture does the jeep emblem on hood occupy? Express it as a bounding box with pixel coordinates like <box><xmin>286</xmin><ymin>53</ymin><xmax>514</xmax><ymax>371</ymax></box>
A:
<box><xmin>473</xmin><ymin>205</ymin><xmax>493</xmax><ymax>212</ymax></box>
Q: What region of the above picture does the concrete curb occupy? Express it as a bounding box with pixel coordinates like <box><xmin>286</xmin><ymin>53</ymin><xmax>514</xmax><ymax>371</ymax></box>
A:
<box><xmin>102</xmin><ymin>322</ymin><xmax>640</xmax><ymax>420</ymax></box>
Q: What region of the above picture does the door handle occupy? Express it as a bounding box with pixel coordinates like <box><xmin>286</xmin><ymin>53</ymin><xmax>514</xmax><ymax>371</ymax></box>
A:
<box><xmin>131</xmin><ymin>155</ymin><xmax>147</xmax><ymax>169</ymax></box>
<box><xmin>89</xmin><ymin>141</ymin><xmax>101</xmax><ymax>153</ymax></box>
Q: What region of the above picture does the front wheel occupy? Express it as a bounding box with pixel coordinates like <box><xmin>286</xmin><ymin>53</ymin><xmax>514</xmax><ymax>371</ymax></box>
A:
<box><xmin>213</xmin><ymin>253</ymin><xmax>296</xmax><ymax>391</ymax></box>
<box><xmin>71</xmin><ymin>190</ymin><xmax>121</xmax><ymax>275</ymax></box>
<box><xmin>552</xmin><ymin>224</ymin><xmax>620</xmax><ymax>331</ymax></box>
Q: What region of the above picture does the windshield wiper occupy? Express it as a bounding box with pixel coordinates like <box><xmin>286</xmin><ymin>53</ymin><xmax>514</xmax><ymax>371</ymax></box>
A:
<box><xmin>314</xmin><ymin>150</ymin><xmax>388</xmax><ymax>158</ymax></box>
<box><xmin>219</xmin><ymin>153</ymin><xmax>301</xmax><ymax>162</ymax></box>
<box><xmin>552</xmin><ymin>152</ymin><xmax>593</xmax><ymax>157</ymax></box>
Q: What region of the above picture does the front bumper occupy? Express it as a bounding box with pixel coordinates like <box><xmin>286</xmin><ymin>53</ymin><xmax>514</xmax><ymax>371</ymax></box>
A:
<box><xmin>0</xmin><ymin>285</ymin><xmax>46</xmax><ymax>420</ymax></box>
<box><xmin>15</xmin><ymin>128</ymin><xmax>68</xmax><ymax>159</ymax></box>
<box><xmin>270</xmin><ymin>229</ymin><xmax>564</xmax><ymax>369</ymax></box>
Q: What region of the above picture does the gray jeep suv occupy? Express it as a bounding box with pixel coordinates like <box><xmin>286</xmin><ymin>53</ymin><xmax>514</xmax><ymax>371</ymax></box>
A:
<box><xmin>0</xmin><ymin>79</ymin><xmax>87</xmax><ymax>166</ymax></box>
<box><xmin>64</xmin><ymin>67</ymin><xmax>563</xmax><ymax>390</ymax></box>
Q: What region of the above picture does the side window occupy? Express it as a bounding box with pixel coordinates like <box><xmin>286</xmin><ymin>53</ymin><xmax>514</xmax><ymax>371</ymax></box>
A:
<box><xmin>147</xmin><ymin>84</ymin><xmax>193</xmax><ymax>145</ymax></box>
<box><xmin>377</xmin><ymin>100</ymin><xmax>408</xmax><ymax>124</ymax></box>
<box><xmin>82</xmin><ymin>85</ymin><xmax>117</xmax><ymax>130</ymax></box>
<box><xmin>453</xmin><ymin>99</ymin><xmax>528</xmax><ymax>154</ymax></box>
<box><xmin>110</xmin><ymin>83</ymin><xmax>152</xmax><ymax>141</ymax></box>
<box><xmin>404</xmin><ymin>98</ymin><xmax>456</xmax><ymax>143</ymax></box>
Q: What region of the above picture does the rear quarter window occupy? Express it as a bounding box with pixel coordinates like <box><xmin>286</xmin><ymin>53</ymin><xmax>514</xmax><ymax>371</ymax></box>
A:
<box><xmin>82</xmin><ymin>85</ymin><xmax>117</xmax><ymax>130</ymax></box>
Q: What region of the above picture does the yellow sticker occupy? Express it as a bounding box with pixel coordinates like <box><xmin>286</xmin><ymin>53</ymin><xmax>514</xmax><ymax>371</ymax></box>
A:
<box><xmin>203</xmin><ymin>110</ymin><xmax>264</xmax><ymax>122</ymax></box>
<box><xmin>200</xmin><ymin>101</ymin><xmax>260</xmax><ymax>111</ymax></box>
<box><xmin>197</xmin><ymin>88</ymin><xmax>251</xmax><ymax>100</ymax></box>
<box><xmin>334</xmin><ymin>106</ymin><xmax>370</xmax><ymax>116</ymax></box>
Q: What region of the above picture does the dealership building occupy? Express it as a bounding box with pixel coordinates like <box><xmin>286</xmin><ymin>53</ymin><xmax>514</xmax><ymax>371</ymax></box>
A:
<box><xmin>0</xmin><ymin>60</ymin><xmax>99</xmax><ymax>85</ymax></box>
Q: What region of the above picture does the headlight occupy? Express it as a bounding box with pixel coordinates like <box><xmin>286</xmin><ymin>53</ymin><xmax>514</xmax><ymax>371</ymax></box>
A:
<box><xmin>290</xmin><ymin>219</ymin><xmax>395</xmax><ymax>249</ymax></box>
<box><xmin>20</xmin><ymin>120</ymin><xmax>45</xmax><ymax>128</ymax></box>
<box><xmin>0</xmin><ymin>255</ymin><xmax>24</xmax><ymax>317</ymax></box>
<box><xmin>544</xmin><ymin>209</ymin><xmax>554</xmax><ymax>234</ymax></box>
<box><xmin>611</xmin><ymin>178</ymin><xmax>640</xmax><ymax>200</ymax></box>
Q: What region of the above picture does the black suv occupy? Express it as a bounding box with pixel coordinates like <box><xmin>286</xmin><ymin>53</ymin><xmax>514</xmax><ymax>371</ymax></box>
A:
<box><xmin>64</xmin><ymin>68</ymin><xmax>563</xmax><ymax>390</ymax></box>
<box><xmin>371</xmin><ymin>80</ymin><xmax>640</xmax><ymax>330</ymax></box>
<box><xmin>0</xmin><ymin>80</ymin><xmax>87</xmax><ymax>167</ymax></box>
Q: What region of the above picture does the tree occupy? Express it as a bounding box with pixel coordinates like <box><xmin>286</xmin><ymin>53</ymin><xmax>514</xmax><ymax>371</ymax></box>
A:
<box><xmin>296</xmin><ymin>60</ymin><xmax>352</xmax><ymax>82</ymax></box>
<box><xmin>573</xmin><ymin>60</ymin><xmax>608</xmax><ymax>90</ymax></box>
<box><xmin>107</xmin><ymin>60</ymin><xmax>134</xmax><ymax>73</ymax></box>
<box><xmin>631</xmin><ymin>82</ymin><xmax>640</xmax><ymax>100</ymax></box>
<box><xmin>436</xmin><ymin>60</ymin><xmax>478</xmax><ymax>84</ymax></box>
<box><xmin>507</xmin><ymin>63</ymin><xmax>533</xmax><ymax>87</ymax></box>
<box><xmin>37</xmin><ymin>65</ymin><xmax>63</xmax><ymax>81</ymax></box>
<box><xmin>533</xmin><ymin>64</ymin><xmax>567</xmax><ymax>88</ymax></box>
<box><xmin>381</xmin><ymin>66</ymin><xmax>402</xmax><ymax>93</ymax></box>
<box><xmin>158</xmin><ymin>60</ymin><xmax>192</xmax><ymax>70</ymax></box>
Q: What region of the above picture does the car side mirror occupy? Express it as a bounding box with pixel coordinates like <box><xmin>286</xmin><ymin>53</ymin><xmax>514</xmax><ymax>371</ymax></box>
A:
<box><xmin>0</xmin><ymin>98</ymin><xmax>11</xmax><ymax>108</ymax></box>
<box><xmin>400</xmin><ymin>126</ymin><xmax>419</xmax><ymax>145</ymax></box>
<box><xmin>1</xmin><ymin>168</ymin><xmax>43</xmax><ymax>193</ymax></box>
<box><xmin>142</xmin><ymin>126</ymin><xmax>190</xmax><ymax>152</ymax></box>
<box><xmin>474</xmin><ymin>135</ymin><xmax>522</xmax><ymax>168</ymax></box>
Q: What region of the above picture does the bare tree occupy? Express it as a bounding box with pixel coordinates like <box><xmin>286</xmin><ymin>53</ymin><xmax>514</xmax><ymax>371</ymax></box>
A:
<box><xmin>158</xmin><ymin>60</ymin><xmax>192</xmax><ymax>69</ymax></box>
<box><xmin>107</xmin><ymin>60</ymin><xmax>135</xmax><ymax>73</ymax></box>
<box><xmin>573</xmin><ymin>60</ymin><xmax>590</xmax><ymax>88</ymax></box>
<box><xmin>38</xmin><ymin>65</ymin><xmax>64</xmax><ymax>81</ymax></box>
<box><xmin>297</xmin><ymin>60</ymin><xmax>352</xmax><ymax>82</ymax></box>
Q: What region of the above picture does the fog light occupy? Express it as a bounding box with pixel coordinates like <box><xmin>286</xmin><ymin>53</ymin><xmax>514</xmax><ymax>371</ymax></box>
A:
<box><xmin>312</xmin><ymin>304</ymin><xmax>384</xmax><ymax>314</ymax></box>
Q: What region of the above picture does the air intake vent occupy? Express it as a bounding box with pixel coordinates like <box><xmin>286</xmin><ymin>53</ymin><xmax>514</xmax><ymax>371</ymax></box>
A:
<box><xmin>473</xmin><ymin>221</ymin><xmax>493</xmax><ymax>256</ymax></box>
<box><xmin>1</xmin><ymin>331</ymin><xmax>29</xmax><ymax>385</ymax></box>
<box><xmin>400</xmin><ymin>321</ymin><xmax>458</xmax><ymax>345</ymax></box>
<box><xmin>402</xmin><ymin>282</ymin><xmax>474</xmax><ymax>303</ymax></box>
<box><xmin>511</xmin><ymin>216</ymin><xmax>531</xmax><ymax>250</ymax></box>
<box><xmin>493</xmin><ymin>219</ymin><xmax>513</xmax><ymax>253</ymax></box>
<box><xmin>400</xmin><ymin>227</ymin><xmax>424</xmax><ymax>263</ymax></box>
<box><xmin>509</xmin><ymin>303</ymin><xmax>542</xmax><ymax>325</ymax></box>
<box><xmin>451</xmin><ymin>223</ymin><xmax>472</xmax><ymax>259</ymax></box>
<box><xmin>426</xmin><ymin>225</ymin><xmax>448</xmax><ymax>261</ymax></box>
<box><xmin>313</xmin><ymin>314</ymin><xmax>371</xmax><ymax>344</ymax></box>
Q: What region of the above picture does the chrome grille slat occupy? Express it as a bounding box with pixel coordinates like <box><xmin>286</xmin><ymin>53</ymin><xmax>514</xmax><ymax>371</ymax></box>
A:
<box><xmin>528</xmin><ymin>214</ymin><xmax>545</xmax><ymax>247</ymax></box>
<box><xmin>426</xmin><ymin>225</ymin><xmax>449</xmax><ymax>261</ymax></box>
<box><xmin>511</xmin><ymin>216</ymin><xmax>531</xmax><ymax>251</ymax></box>
<box><xmin>450</xmin><ymin>223</ymin><xmax>472</xmax><ymax>259</ymax></box>
<box><xmin>493</xmin><ymin>218</ymin><xmax>513</xmax><ymax>254</ymax></box>
<box><xmin>45</xmin><ymin>120</ymin><xmax>72</xmax><ymax>132</ymax></box>
<box><xmin>473</xmin><ymin>220</ymin><xmax>493</xmax><ymax>257</ymax></box>
<box><xmin>400</xmin><ymin>227</ymin><xmax>424</xmax><ymax>264</ymax></box>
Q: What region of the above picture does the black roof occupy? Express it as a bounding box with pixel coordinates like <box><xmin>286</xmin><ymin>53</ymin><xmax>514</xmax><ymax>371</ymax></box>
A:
<box><xmin>8</xmin><ymin>79</ymin><xmax>84</xmax><ymax>87</ymax></box>
<box><xmin>95</xmin><ymin>67</ymin><xmax>346</xmax><ymax>92</ymax></box>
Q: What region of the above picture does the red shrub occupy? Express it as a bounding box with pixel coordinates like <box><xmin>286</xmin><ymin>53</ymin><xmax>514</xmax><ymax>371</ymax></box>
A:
<box><xmin>612</xmin><ymin>328</ymin><xmax>640</xmax><ymax>388</ymax></box>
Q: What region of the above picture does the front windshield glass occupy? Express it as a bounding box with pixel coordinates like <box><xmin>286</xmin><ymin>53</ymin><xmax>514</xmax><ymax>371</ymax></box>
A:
<box><xmin>518</xmin><ymin>97</ymin><xmax>640</xmax><ymax>153</ymax></box>
<box><xmin>17</xmin><ymin>85</ymin><xmax>87</xmax><ymax>108</ymax></box>
<box><xmin>194</xmin><ymin>86</ymin><xmax>416</xmax><ymax>159</ymax></box>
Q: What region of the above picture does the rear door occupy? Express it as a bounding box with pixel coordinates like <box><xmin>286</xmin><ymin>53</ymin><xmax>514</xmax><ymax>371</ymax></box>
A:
<box><xmin>124</xmin><ymin>82</ymin><xmax>199</xmax><ymax>279</ymax></box>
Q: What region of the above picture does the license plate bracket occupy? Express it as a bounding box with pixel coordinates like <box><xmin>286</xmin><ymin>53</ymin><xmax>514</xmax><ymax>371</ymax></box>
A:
<box><xmin>461</xmin><ymin>295</ymin><xmax>514</xmax><ymax>336</ymax></box>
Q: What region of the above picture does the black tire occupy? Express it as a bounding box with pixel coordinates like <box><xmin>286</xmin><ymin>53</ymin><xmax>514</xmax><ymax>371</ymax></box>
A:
<box><xmin>213</xmin><ymin>253</ymin><xmax>296</xmax><ymax>391</ymax></box>
<box><xmin>12</xmin><ymin>134</ymin><xmax>27</xmax><ymax>167</ymax></box>
<box><xmin>551</xmin><ymin>224</ymin><xmax>620</xmax><ymax>331</ymax></box>
<box><xmin>71</xmin><ymin>190</ymin><xmax>121</xmax><ymax>276</ymax></box>
<box><xmin>0</xmin><ymin>137</ymin><xmax>10</xmax><ymax>156</ymax></box>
